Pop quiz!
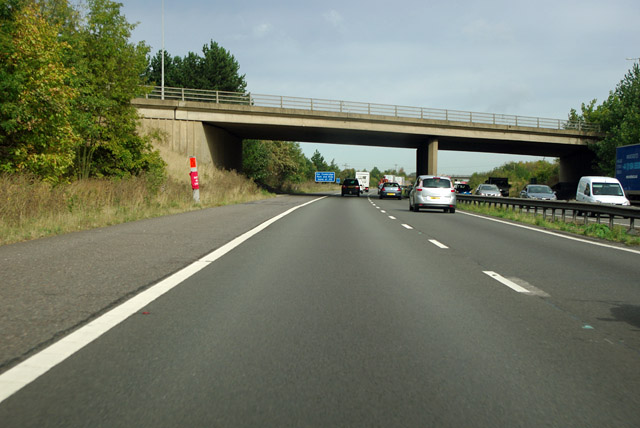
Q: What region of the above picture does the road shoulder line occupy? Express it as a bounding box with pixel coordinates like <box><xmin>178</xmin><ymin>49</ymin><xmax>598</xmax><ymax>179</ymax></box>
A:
<box><xmin>0</xmin><ymin>197</ymin><xmax>327</xmax><ymax>405</ymax></box>
<box><xmin>460</xmin><ymin>211</ymin><xmax>640</xmax><ymax>255</ymax></box>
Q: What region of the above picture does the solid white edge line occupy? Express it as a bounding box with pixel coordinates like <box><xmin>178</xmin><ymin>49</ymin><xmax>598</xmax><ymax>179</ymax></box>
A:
<box><xmin>429</xmin><ymin>239</ymin><xmax>449</xmax><ymax>249</ymax></box>
<box><xmin>460</xmin><ymin>211</ymin><xmax>640</xmax><ymax>255</ymax></box>
<box><xmin>483</xmin><ymin>271</ymin><xmax>530</xmax><ymax>293</ymax></box>
<box><xmin>0</xmin><ymin>196</ymin><xmax>327</xmax><ymax>404</ymax></box>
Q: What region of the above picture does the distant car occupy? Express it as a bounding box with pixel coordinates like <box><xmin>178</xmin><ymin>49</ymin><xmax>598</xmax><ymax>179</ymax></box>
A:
<box><xmin>455</xmin><ymin>183</ymin><xmax>472</xmax><ymax>194</ymax></box>
<box><xmin>519</xmin><ymin>184</ymin><xmax>557</xmax><ymax>200</ymax></box>
<box><xmin>409</xmin><ymin>175</ymin><xmax>456</xmax><ymax>213</ymax></box>
<box><xmin>379</xmin><ymin>182</ymin><xmax>403</xmax><ymax>200</ymax></box>
<box><xmin>475</xmin><ymin>184</ymin><xmax>502</xmax><ymax>197</ymax></box>
<box><xmin>341</xmin><ymin>178</ymin><xmax>360</xmax><ymax>197</ymax></box>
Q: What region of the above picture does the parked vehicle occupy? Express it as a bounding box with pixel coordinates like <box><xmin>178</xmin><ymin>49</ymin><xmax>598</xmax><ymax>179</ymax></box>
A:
<box><xmin>519</xmin><ymin>184</ymin><xmax>557</xmax><ymax>200</ymax></box>
<box><xmin>379</xmin><ymin>182</ymin><xmax>403</xmax><ymax>200</ymax></box>
<box><xmin>485</xmin><ymin>177</ymin><xmax>510</xmax><ymax>197</ymax></box>
<box><xmin>355</xmin><ymin>171</ymin><xmax>370</xmax><ymax>193</ymax></box>
<box><xmin>341</xmin><ymin>178</ymin><xmax>361</xmax><ymax>197</ymax></box>
<box><xmin>475</xmin><ymin>184</ymin><xmax>502</xmax><ymax>197</ymax></box>
<box><xmin>576</xmin><ymin>176</ymin><xmax>630</xmax><ymax>206</ymax></box>
<box><xmin>616</xmin><ymin>143</ymin><xmax>640</xmax><ymax>203</ymax></box>
<box><xmin>409</xmin><ymin>175</ymin><xmax>456</xmax><ymax>213</ymax></box>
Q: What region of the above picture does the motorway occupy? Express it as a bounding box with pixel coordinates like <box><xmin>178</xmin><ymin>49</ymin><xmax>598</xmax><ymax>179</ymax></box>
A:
<box><xmin>1</xmin><ymin>192</ymin><xmax>640</xmax><ymax>427</ymax></box>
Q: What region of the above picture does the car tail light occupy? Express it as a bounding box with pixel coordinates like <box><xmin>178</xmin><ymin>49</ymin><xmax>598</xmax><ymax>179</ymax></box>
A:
<box><xmin>451</xmin><ymin>189</ymin><xmax>455</xmax><ymax>193</ymax></box>
<box><xmin>416</xmin><ymin>188</ymin><xmax>422</xmax><ymax>192</ymax></box>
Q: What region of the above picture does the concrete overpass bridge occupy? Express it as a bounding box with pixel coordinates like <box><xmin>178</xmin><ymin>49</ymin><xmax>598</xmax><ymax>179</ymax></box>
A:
<box><xmin>132</xmin><ymin>87</ymin><xmax>601</xmax><ymax>182</ymax></box>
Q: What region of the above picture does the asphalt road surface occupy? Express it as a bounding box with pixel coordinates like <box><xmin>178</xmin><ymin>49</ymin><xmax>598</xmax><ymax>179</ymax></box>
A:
<box><xmin>1</xmin><ymin>193</ymin><xmax>640</xmax><ymax>427</ymax></box>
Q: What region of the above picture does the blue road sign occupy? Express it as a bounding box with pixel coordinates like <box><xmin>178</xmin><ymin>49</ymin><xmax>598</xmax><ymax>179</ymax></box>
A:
<box><xmin>315</xmin><ymin>171</ymin><xmax>336</xmax><ymax>183</ymax></box>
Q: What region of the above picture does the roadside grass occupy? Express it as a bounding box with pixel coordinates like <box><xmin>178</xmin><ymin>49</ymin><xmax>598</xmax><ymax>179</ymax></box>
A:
<box><xmin>281</xmin><ymin>181</ymin><xmax>341</xmax><ymax>194</ymax></box>
<box><xmin>0</xmin><ymin>148</ymin><xmax>272</xmax><ymax>246</ymax></box>
<box><xmin>458</xmin><ymin>202</ymin><xmax>640</xmax><ymax>246</ymax></box>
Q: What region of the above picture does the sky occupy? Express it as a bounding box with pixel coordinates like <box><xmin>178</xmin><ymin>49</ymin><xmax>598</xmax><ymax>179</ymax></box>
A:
<box><xmin>121</xmin><ymin>0</ymin><xmax>640</xmax><ymax>175</ymax></box>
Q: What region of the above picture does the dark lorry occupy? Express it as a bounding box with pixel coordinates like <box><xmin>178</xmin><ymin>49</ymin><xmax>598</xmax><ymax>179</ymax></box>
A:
<box><xmin>484</xmin><ymin>177</ymin><xmax>511</xmax><ymax>197</ymax></box>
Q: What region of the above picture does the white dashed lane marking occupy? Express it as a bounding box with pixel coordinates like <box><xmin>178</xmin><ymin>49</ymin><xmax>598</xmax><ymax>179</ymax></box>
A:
<box><xmin>429</xmin><ymin>239</ymin><xmax>449</xmax><ymax>249</ymax></box>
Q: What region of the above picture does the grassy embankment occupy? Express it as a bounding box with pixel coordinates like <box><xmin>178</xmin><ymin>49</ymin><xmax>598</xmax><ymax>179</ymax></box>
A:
<box><xmin>458</xmin><ymin>202</ymin><xmax>640</xmax><ymax>246</ymax></box>
<box><xmin>0</xmin><ymin>144</ymin><xmax>272</xmax><ymax>246</ymax></box>
<box><xmin>281</xmin><ymin>181</ymin><xmax>341</xmax><ymax>194</ymax></box>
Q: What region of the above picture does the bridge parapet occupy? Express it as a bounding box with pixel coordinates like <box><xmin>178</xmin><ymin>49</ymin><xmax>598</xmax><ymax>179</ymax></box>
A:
<box><xmin>139</xmin><ymin>86</ymin><xmax>599</xmax><ymax>133</ymax></box>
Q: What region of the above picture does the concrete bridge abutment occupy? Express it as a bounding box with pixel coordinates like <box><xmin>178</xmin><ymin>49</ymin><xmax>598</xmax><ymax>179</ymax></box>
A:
<box><xmin>139</xmin><ymin>117</ymin><xmax>243</xmax><ymax>171</ymax></box>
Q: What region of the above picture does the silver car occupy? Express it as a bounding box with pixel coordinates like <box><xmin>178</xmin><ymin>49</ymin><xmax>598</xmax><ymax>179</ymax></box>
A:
<box><xmin>519</xmin><ymin>184</ymin><xmax>557</xmax><ymax>200</ymax></box>
<box><xmin>409</xmin><ymin>175</ymin><xmax>456</xmax><ymax>213</ymax></box>
<box><xmin>379</xmin><ymin>182</ymin><xmax>403</xmax><ymax>200</ymax></box>
<box><xmin>475</xmin><ymin>184</ymin><xmax>502</xmax><ymax>197</ymax></box>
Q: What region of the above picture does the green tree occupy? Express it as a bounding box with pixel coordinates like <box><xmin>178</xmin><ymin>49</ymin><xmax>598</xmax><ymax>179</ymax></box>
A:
<box><xmin>242</xmin><ymin>139</ymin><xmax>271</xmax><ymax>183</ymax></box>
<box><xmin>145</xmin><ymin>41</ymin><xmax>247</xmax><ymax>93</ymax></box>
<box><xmin>569</xmin><ymin>64</ymin><xmax>640</xmax><ymax>175</ymax></box>
<box><xmin>66</xmin><ymin>0</ymin><xmax>163</xmax><ymax>179</ymax></box>
<box><xmin>242</xmin><ymin>140</ymin><xmax>309</xmax><ymax>189</ymax></box>
<box><xmin>145</xmin><ymin>50</ymin><xmax>183</xmax><ymax>88</ymax></box>
<box><xmin>199</xmin><ymin>41</ymin><xmax>247</xmax><ymax>92</ymax></box>
<box><xmin>0</xmin><ymin>2</ymin><xmax>77</xmax><ymax>182</ymax></box>
<box><xmin>370</xmin><ymin>166</ymin><xmax>382</xmax><ymax>187</ymax></box>
<box><xmin>328</xmin><ymin>159</ymin><xmax>341</xmax><ymax>174</ymax></box>
<box><xmin>310</xmin><ymin>149</ymin><xmax>328</xmax><ymax>171</ymax></box>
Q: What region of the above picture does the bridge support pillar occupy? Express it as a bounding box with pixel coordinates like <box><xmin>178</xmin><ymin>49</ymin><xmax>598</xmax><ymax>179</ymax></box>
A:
<box><xmin>559</xmin><ymin>150</ymin><xmax>595</xmax><ymax>183</ymax></box>
<box><xmin>417</xmin><ymin>138</ymin><xmax>438</xmax><ymax>176</ymax></box>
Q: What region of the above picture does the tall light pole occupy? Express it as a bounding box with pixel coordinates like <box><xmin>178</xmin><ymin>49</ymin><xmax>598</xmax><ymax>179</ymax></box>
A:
<box><xmin>161</xmin><ymin>0</ymin><xmax>165</xmax><ymax>100</ymax></box>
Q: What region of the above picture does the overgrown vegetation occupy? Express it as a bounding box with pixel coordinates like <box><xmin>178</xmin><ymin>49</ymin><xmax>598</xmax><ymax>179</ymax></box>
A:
<box><xmin>0</xmin><ymin>0</ymin><xmax>163</xmax><ymax>182</ymax></box>
<box><xmin>568</xmin><ymin>63</ymin><xmax>640</xmax><ymax>175</ymax></box>
<box><xmin>467</xmin><ymin>159</ymin><xmax>559</xmax><ymax>196</ymax></box>
<box><xmin>458</xmin><ymin>202</ymin><xmax>640</xmax><ymax>246</ymax></box>
<box><xmin>0</xmin><ymin>162</ymin><xmax>270</xmax><ymax>246</ymax></box>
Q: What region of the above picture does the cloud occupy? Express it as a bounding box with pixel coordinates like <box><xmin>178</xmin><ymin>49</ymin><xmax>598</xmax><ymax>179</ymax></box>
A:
<box><xmin>253</xmin><ymin>23</ymin><xmax>273</xmax><ymax>38</ymax></box>
<box><xmin>323</xmin><ymin>10</ymin><xmax>344</xmax><ymax>29</ymax></box>
<box><xmin>461</xmin><ymin>18</ymin><xmax>514</xmax><ymax>44</ymax></box>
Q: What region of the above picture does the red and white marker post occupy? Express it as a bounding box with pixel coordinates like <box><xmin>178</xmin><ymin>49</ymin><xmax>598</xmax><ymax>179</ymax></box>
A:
<box><xmin>189</xmin><ymin>156</ymin><xmax>200</xmax><ymax>203</ymax></box>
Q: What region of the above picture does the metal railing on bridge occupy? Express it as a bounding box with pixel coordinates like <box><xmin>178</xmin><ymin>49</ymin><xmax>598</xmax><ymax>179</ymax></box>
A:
<box><xmin>140</xmin><ymin>86</ymin><xmax>600</xmax><ymax>133</ymax></box>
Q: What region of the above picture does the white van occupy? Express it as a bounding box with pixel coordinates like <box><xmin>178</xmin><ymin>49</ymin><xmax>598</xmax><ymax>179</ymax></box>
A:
<box><xmin>576</xmin><ymin>176</ymin><xmax>630</xmax><ymax>206</ymax></box>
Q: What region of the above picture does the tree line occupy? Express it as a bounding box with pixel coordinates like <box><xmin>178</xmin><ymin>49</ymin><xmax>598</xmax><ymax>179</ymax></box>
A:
<box><xmin>568</xmin><ymin>63</ymin><xmax>640</xmax><ymax>176</ymax></box>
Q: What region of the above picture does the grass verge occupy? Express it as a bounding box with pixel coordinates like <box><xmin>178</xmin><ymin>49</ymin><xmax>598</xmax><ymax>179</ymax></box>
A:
<box><xmin>458</xmin><ymin>202</ymin><xmax>640</xmax><ymax>246</ymax></box>
<box><xmin>281</xmin><ymin>181</ymin><xmax>341</xmax><ymax>194</ymax></box>
<box><xmin>0</xmin><ymin>153</ymin><xmax>272</xmax><ymax>247</ymax></box>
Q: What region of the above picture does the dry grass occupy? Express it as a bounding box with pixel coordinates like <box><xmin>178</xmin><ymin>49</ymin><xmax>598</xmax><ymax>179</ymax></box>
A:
<box><xmin>281</xmin><ymin>181</ymin><xmax>341</xmax><ymax>194</ymax></box>
<box><xmin>1</xmin><ymin>147</ymin><xmax>272</xmax><ymax>246</ymax></box>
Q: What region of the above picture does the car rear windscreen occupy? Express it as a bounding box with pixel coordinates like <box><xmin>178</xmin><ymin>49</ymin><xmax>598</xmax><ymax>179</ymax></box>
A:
<box><xmin>422</xmin><ymin>178</ymin><xmax>451</xmax><ymax>188</ymax></box>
